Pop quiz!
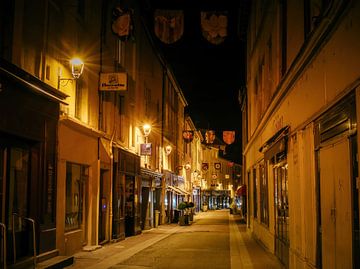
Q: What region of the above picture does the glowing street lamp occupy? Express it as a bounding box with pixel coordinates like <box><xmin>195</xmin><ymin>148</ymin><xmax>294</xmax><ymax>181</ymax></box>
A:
<box><xmin>165</xmin><ymin>145</ymin><xmax>172</xmax><ymax>155</ymax></box>
<box><xmin>143</xmin><ymin>124</ymin><xmax>151</xmax><ymax>138</ymax></box>
<box><xmin>58</xmin><ymin>57</ymin><xmax>84</xmax><ymax>89</ymax></box>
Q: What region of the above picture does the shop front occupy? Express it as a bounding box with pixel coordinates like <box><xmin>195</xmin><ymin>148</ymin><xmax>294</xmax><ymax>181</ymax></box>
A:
<box><xmin>140</xmin><ymin>168</ymin><xmax>162</xmax><ymax>230</ymax></box>
<box><xmin>112</xmin><ymin>148</ymin><xmax>141</xmax><ymax>240</ymax></box>
<box><xmin>0</xmin><ymin>61</ymin><xmax>66</xmax><ymax>266</ymax></box>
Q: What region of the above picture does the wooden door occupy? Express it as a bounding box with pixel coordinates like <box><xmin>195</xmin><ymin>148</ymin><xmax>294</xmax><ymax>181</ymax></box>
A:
<box><xmin>319</xmin><ymin>138</ymin><xmax>352</xmax><ymax>269</ymax></box>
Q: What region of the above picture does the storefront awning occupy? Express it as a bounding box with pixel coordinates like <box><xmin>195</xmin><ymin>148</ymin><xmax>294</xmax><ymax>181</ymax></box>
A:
<box><xmin>236</xmin><ymin>185</ymin><xmax>246</xmax><ymax>196</ymax></box>
<box><xmin>140</xmin><ymin>168</ymin><xmax>163</xmax><ymax>178</ymax></box>
<box><xmin>167</xmin><ymin>185</ymin><xmax>191</xmax><ymax>196</ymax></box>
<box><xmin>259</xmin><ymin>126</ymin><xmax>289</xmax><ymax>161</ymax></box>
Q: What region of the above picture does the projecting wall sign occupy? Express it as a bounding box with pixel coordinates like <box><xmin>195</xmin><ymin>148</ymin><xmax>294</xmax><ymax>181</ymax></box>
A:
<box><xmin>100</xmin><ymin>72</ymin><xmax>127</xmax><ymax>91</ymax></box>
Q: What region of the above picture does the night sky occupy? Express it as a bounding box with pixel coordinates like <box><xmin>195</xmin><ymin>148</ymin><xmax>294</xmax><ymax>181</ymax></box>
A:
<box><xmin>142</xmin><ymin>1</ymin><xmax>248</xmax><ymax>163</ymax></box>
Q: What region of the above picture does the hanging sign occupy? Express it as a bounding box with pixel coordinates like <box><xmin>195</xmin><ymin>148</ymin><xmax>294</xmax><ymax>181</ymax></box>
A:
<box><xmin>200</xmin><ymin>11</ymin><xmax>228</xmax><ymax>45</ymax></box>
<box><xmin>111</xmin><ymin>6</ymin><xmax>134</xmax><ymax>41</ymax></box>
<box><xmin>182</xmin><ymin>130</ymin><xmax>194</xmax><ymax>143</ymax></box>
<box><xmin>140</xmin><ymin>143</ymin><xmax>152</xmax><ymax>156</ymax></box>
<box><xmin>223</xmin><ymin>131</ymin><xmax>235</xmax><ymax>145</ymax></box>
<box><xmin>214</xmin><ymin>163</ymin><xmax>221</xmax><ymax>170</ymax></box>
<box><xmin>202</xmin><ymin>163</ymin><xmax>209</xmax><ymax>171</ymax></box>
<box><xmin>154</xmin><ymin>9</ymin><xmax>184</xmax><ymax>44</ymax></box>
<box><xmin>205</xmin><ymin>130</ymin><xmax>215</xmax><ymax>144</ymax></box>
<box><xmin>100</xmin><ymin>72</ymin><xmax>127</xmax><ymax>91</ymax></box>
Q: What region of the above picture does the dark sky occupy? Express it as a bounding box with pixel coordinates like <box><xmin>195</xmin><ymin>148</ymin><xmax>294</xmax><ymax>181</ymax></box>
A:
<box><xmin>141</xmin><ymin>1</ymin><xmax>248</xmax><ymax>163</ymax></box>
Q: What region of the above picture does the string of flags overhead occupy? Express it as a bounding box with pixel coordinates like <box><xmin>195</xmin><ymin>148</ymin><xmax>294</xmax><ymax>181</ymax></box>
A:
<box><xmin>111</xmin><ymin>6</ymin><xmax>232</xmax><ymax>45</ymax></box>
<box><xmin>182</xmin><ymin>129</ymin><xmax>236</xmax><ymax>145</ymax></box>
<box><xmin>154</xmin><ymin>9</ymin><xmax>229</xmax><ymax>45</ymax></box>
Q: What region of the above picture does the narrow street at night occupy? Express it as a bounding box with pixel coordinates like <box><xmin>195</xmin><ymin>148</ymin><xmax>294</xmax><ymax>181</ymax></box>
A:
<box><xmin>66</xmin><ymin>210</ymin><xmax>283</xmax><ymax>269</ymax></box>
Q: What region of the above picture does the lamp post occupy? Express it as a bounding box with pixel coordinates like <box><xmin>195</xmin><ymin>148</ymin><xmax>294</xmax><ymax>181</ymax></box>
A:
<box><xmin>143</xmin><ymin>124</ymin><xmax>151</xmax><ymax>168</ymax></box>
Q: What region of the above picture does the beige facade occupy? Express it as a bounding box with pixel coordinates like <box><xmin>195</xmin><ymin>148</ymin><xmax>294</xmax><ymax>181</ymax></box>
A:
<box><xmin>0</xmin><ymin>0</ymin><xmax>192</xmax><ymax>264</ymax></box>
<box><xmin>244</xmin><ymin>1</ymin><xmax>360</xmax><ymax>268</ymax></box>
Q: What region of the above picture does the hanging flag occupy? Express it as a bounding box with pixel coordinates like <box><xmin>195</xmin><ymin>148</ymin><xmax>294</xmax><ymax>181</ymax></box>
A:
<box><xmin>202</xmin><ymin>163</ymin><xmax>209</xmax><ymax>171</ymax></box>
<box><xmin>111</xmin><ymin>6</ymin><xmax>134</xmax><ymax>41</ymax></box>
<box><xmin>182</xmin><ymin>130</ymin><xmax>194</xmax><ymax>143</ymax></box>
<box><xmin>205</xmin><ymin>130</ymin><xmax>215</xmax><ymax>144</ymax></box>
<box><xmin>214</xmin><ymin>163</ymin><xmax>221</xmax><ymax>170</ymax></box>
<box><xmin>223</xmin><ymin>131</ymin><xmax>235</xmax><ymax>145</ymax></box>
<box><xmin>154</xmin><ymin>10</ymin><xmax>184</xmax><ymax>44</ymax></box>
<box><xmin>200</xmin><ymin>11</ymin><xmax>228</xmax><ymax>45</ymax></box>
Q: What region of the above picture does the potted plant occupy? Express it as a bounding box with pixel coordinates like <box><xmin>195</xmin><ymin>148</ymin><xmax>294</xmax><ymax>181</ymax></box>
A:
<box><xmin>187</xmin><ymin>202</ymin><xmax>195</xmax><ymax>222</ymax></box>
<box><xmin>202</xmin><ymin>201</ymin><xmax>208</xmax><ymax>212</ymax></box>
<box><xmin>178</xmin><ymin>202</ymin><xmax>189</xmax><ymax>226</ymax></box>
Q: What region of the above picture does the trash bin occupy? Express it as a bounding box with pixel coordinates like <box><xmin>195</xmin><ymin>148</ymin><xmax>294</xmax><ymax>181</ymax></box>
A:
<box><xmin>154</xmin><ymin>210</ymin><xmax>160</xmax><ymax>228</ymax></box>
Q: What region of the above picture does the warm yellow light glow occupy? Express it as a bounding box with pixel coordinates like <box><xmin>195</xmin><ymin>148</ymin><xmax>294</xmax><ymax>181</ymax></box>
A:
<box><xmin>70</xmin><ymin>57</ymin><xmax>84</xmax><ymax>79</ymax></box>
<box><xmin>143</xmin><ymin>124</ymin><xmax>151</xmax><ymax>137</ymax></box>
<box><xmin>165</xmin><ymin>145</ymin><xmax>172</xmax><ymax>155</ymax></box>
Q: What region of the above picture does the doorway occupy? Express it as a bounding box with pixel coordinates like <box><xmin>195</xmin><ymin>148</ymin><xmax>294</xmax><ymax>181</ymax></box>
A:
<box><xmin>0</xmin><ymin>143</ymin><xmax>36</xmax><ymax>264</ymax></box>
<box><xmin>125</xmin><ymin>175</ymin><xmax>135</xmax><ymax>237</ymax></box>
<box><xmin>98</xmin><ymin>169</ymin><xmax>108</xmax><ymax>244</ymax></box>
<box><xmin>274</xmin><ymin>161</ymin><xmax>289</xmax><ymax>268</ymax></box>
<box><xmin>319</xmin><ymin>137</ymin><xmax>353</xmax><ymax>268</ymax></box>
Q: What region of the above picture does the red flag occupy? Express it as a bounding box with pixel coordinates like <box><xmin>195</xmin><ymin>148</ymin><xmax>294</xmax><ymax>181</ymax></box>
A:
<box><xmin>111</xmin><ymin>7</ymin><xmax>134</xmax><ymax>41</ymax></box>
<box><xmin>223</xmin><ymin>131</ymin><xmax>235</xmax><ymax>145</ymax></box>
<box><xmin>182</xmin><ymin>130</ymin><xmax>194</xmax><ymax>143</ymax></box>
<box><xmin>154</xmin><ymin>10</ymin><xmax>184</xmax><ymax>44</ymax></box>
<box><xmin>205</xmin><ymin>130</ymin><xmax>215</xmax><ymax>144</ymax></box>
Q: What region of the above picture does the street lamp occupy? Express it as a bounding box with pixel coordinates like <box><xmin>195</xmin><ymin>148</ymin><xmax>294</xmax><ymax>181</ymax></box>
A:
<box><xmin>165</xmin><ymin>145</ymin><xmax>172</xmax><ymax>155</ymax></box>
<box><xmin>58</xmin><ymin>57</ymin><xmax>84</xmax><ymax>89</ymax></box>
<box><xmin>143</xmin><ymin>124</ymin><xmax>151</xmax><ymax>168</ymax></box>
<box><xmin>143</xmin><ymin>124</ymin><xmax>151</xmax><ymax>138</ymax></box>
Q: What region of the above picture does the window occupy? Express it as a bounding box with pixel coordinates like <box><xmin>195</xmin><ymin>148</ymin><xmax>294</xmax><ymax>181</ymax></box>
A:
<box><xmin>65</xmin><ymin>162</ymin><xmax>88</xmax><ymax>231</ymax></box>
<box><xmin>253</xmin><ymin>168</ymin><xmax>257</xmax><ymax>218</ymax></box>
<box><xmin>259</xmin><ymin>162</ymin><xmax>269</xmax><ymax>226</ymax></box>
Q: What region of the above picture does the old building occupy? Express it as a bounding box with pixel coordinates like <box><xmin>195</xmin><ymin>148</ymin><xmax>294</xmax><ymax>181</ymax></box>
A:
<box><xmin>243</xmin><ymin>1</ymin><xmax>360</xmax><ymax>268</ymax></box>
<box><xmin>0</xmin><ymin>0</ymin><xmax>190</xmax><ymax>266</ymax></box>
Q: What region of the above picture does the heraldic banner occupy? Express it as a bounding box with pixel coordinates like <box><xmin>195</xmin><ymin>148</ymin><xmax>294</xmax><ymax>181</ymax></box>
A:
<box><xmin>154</xmin><ymin>9</ymin><xmax>184</xmax><ymax>44</ymax></box>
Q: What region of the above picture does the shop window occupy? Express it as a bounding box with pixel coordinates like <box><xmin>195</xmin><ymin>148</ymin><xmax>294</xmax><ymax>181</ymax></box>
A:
<box><xmin>65</xmin><ymin>162</ymin><xmax>88</xmax><ymax>231</ymax></box>
<box><xmin>259</xmin><ymin>162</ymin><xmax>269</xmax><ymax>226</ymax></box>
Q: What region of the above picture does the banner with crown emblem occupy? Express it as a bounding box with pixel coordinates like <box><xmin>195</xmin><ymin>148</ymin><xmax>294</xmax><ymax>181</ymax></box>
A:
<box><xmin>111</xmin><ymin>6</ymin><xmax>134</xmax><ymax>41</ymax></box>
<box><xmin>182</xmin><ymin>130</ymin><xmax>194</xmax><ymax>143</ymax></box>
<box><xmin>223</xmin><ymin>131</ymin><xmax>235</xmax><ymax>145</ymax></box>
<box><xmin>154</xmin><ymin>10</ymin><xmax>184</xmax><ymax>44</ymax></box>
<box><xmin>205</xmin><ymin>130</ymin><xmax>216</xmax><ymax>144</ymax></box>
<box><xmin>201</xmin><ymin>11</ymin><xmax>228</xmax><ymax>45</ymax></box>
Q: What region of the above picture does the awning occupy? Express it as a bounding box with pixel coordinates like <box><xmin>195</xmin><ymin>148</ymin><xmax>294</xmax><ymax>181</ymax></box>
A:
<box><xmin>140</xmin><ymin>168</ymin><xmax>163</xmax><ymax>178</ymax></box>
<box><xmin>166</xmin><ymin>186</ymin><xmax>191</xmax><ymax>196</ymax></box>
<box><xmin>236</xmin><ymin>185</ymin><xmax>246</xmax><ymax>196</ymax></box>
<box><xmin>259</xmin><ymin>126</ymin><xmax>289</xmax><ymax>161</ymax></box>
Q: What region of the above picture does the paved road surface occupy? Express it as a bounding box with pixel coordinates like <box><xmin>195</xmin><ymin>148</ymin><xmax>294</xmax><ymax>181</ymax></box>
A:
<box><xmin>67</xmin><ymin>209</ymin><xmax>284</xmax><ymax>269</ymax></box>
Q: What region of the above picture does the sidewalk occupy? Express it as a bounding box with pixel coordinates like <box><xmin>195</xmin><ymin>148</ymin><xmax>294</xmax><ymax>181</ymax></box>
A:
<box><xmin>66</xmin><ymin>211</ymin><xmax>284</xmax><ymax>269</ymax></box>
<box><xmin>229</xmin><ymin>214</ymin><xmax>284</xmax><ymax>269</ymax></box>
